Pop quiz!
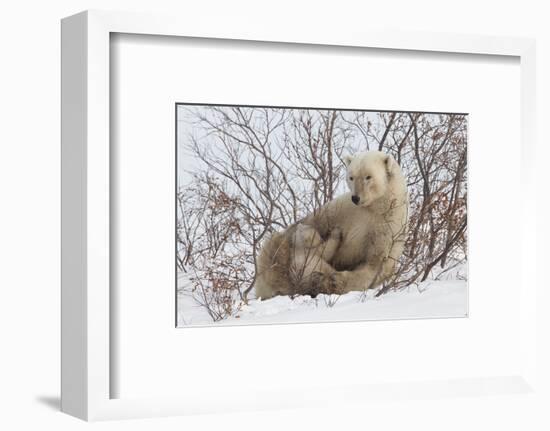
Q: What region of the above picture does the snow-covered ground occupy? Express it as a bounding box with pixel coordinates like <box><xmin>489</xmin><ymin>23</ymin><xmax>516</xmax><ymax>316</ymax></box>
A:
<box><xmin>177</xmin><ymin>267</ymin><xmax>468</xmax><ymax>327</ymax></box>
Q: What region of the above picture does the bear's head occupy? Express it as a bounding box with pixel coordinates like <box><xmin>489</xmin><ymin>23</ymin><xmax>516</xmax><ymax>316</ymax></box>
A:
<box><xmin>293</xmin><ymin>223</ymin><xmax>322</xmax><ymax>249</ymax></box>
<box><xmin>343</xmin><ymin>151</ymin><xmax>398</xmax><ymax>207</ymax></box>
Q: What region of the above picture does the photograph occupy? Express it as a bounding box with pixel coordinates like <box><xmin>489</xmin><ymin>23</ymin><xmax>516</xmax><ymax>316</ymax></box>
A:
<box><xmin>176</xmin><ymin>104</ymin><xmax>468</xmax><ymax>326</ymax></box>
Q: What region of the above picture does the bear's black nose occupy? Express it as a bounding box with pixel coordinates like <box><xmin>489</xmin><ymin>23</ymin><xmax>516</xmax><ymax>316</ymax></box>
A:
<box><xmin>351</xmin><ymin>195</ymin><xmax>360</xmax><ymax>205</ymax></box>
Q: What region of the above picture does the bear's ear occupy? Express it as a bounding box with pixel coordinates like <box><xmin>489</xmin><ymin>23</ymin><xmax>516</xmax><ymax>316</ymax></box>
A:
<box><xmin>343</xmin><ymin>154</ymin><xmax>353</xmax><ymax>167</ymax></box>
<box><xmin>384</xmin><ymin>154</ymin><xmax>397</xmax><ymax>177</ymax></box>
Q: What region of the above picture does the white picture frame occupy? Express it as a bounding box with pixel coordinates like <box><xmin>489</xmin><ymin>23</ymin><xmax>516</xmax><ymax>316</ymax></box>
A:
<box><xmin>61</xmin><ymin>9</ymin><xmax>539</xmax><ymax>421</ymax></box>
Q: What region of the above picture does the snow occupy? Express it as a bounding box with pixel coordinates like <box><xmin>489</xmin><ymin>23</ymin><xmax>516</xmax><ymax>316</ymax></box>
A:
<box><xmin>176</xmin><ymin>269</ymin><xmax>468</xmax><ymax>327</ymax></box>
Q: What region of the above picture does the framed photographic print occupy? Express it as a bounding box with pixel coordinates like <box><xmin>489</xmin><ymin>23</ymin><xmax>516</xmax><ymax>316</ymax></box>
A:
<box><xmin>62</xmin><ymin>10</ymin><xmax>540</xmax><ymax>421</ymax></box>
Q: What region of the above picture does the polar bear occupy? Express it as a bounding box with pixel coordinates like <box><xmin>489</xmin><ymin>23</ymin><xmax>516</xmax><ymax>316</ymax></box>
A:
<box><xmin>305</xmin><ymin>151</ymin><xmax>408</xmax><ymax>293</ymax></box>
<box><xmin>254</xmin><ymin>150</ymin><xmax>408</xmax><ymax>299</ymax></box>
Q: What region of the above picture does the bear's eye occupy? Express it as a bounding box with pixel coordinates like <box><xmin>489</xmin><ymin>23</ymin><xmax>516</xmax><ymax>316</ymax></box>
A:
<box><xmin>349</xmin><ymin>176</ymin><xmax>354</xmax><ymax>181</ymax></box>
<box><xmin>365</xmin><ymin>175</ymin><xmax>372</xmax><ymax>180</ymax></box>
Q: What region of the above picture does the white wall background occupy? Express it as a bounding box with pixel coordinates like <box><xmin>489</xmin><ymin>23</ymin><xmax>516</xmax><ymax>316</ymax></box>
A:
<box><xmin>0</xmin><ymin>1</ymin><xmax>548</xmax><ymax>430</ymax></box>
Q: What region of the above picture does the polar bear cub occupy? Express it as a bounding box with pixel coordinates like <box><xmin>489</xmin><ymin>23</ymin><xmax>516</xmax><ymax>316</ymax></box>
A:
<box><xmin>290</xmin><ymin>223</ymin><xmax>341</xmax><ymax>289</ymax></box>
